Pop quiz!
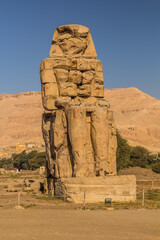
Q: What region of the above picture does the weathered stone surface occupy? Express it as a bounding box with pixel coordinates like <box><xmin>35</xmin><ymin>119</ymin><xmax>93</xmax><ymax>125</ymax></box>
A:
<box><xmin>49</xmin><ymin>44</ymin><xmax>63</xmax><ymax>58</ymax></box>
<box><xmin>42</xmin><ymin>96</ymin><xmax>58</xmax><ymax>110</ymax></box>
<box><xmin>65</xmin><ymin>105</ymin><xmax>89</xmax><ymax>177</ymax></box>
<box><xmin>78</xmin><ymin>85</ymin><xmax>91</xmax><ymax>97</ymax></box>
<box><xmin>54</xmin><ymin>69</ymin><xmax>68</xmax><ymax>83</ymax></box>
<box><xmin>108</xmin><ymin>111</ymin><xmax>117</xmax><ymax>175</ymax></box>
<box><xmin>42</xmin><ymin>113</ymin><xmax>54</xmax><ymax>177</ymax></box>
<box><xmin>40</xmin><ymin>24</ymin><xmax>135</xmax><ymax>203</ymax></box>
<box><xmin>49</xmin><ymin>24</ymin><xmax>97</xmax><ymax>58</ymax></box>
<box><xmin>77</xmin><ymin>58</ymin><xmax>91</xmax><ymax>71</ymax></box>
<box><xmin>91</xmin><ymin>108</ymin><xmax>110</xmax><ymax>176</ymax></box>
<box><xmin>41</xmin><ymin>24</ymin><xmax>117</xmax><ymax>179</ymax></box>
<box><xmin>95</xmin><ymin>60</ymin><xmax>103</xmax><ymax>71</ymax></box>
<box><xmin>82</xmin><ymin>71</ymin><xmax>94</xmax><ymax>84</ymax></box>
<box><xmin>69</xmin><ymin>70</ymin><xmax>82</xmax><ymax>84</ymax></box>
<box><xmin>94</xmin><ymin>71</ymin><xmax>103</xmax><ymax>84</ymax></box>
<box><xmin>53</xmin><ymin>110</ymin><xmax>72</xmax><ymax>178</ymax></box>
<box><xmin>40</xmin><ymin>70</ymin><xmax>56</xmax><ymax>83</ymax></box>
<box><xmin>60</xmin><ymin>82</ymin><xmax>77</xmax><ymax>97</ymax></box>
<box><xmin>91</xmin><ymin>84</ymin><xmax>104</xmax><ymax>98</ymax></box>
<box><xmin>44</xmin><ymin>83</ymin><xmax>59</xmax><ymax>96</ymax></box>
<box><xmin>42</xmin><ymin>58</ymin><xmax>77</xmax><ymax>70</ymax></box>
<box><xmin>54</xmin><ymin>175</ymin><xmax>136</xmax><ymax>203</ymax></box>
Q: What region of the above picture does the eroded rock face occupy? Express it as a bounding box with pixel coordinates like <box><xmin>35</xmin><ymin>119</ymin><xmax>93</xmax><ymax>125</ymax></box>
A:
<box><xmin>40</xmin><ymin>24</ymin><xmax>117</xmax><ymax>192</ymax></box>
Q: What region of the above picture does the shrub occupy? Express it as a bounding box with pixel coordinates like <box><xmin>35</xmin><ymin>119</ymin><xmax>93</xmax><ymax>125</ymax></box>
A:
<box><xmin>0</xmin><ymin>151</ymin><xmax>46</xmax><ymax>170</ymax></box>
<box><xmin>116</xmin><ymin>131</ymin><xmax>131</xmax><ymax>171</ymax></box>
<box><xmin>152</xmin><ymin>162</ymin><xmax>160</xmax><ymax>173</ymax></box>
<box><xmin>130</xmin><ymin>146</ymin><xmax>153</xmax><ymax>168</ymax></box>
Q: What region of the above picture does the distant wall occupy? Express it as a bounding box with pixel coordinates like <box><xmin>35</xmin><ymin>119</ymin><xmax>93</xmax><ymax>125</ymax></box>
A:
<box><xmin>137</xmin><ymin>180</ymin><xmax>160</xmax><ymax>192</ymax></box>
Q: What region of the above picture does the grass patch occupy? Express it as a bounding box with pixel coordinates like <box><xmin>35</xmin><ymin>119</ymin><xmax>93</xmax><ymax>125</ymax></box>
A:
<box><xmin>137</xmin><ymin>189</ymin><xmax>160</xmax><ymax>201</ymax></box>
<box><xmin>145</xmin><ymin>189</ymin><xmax>160</xmax><ymax>201</ymax></box>
<box><xmin>21</xmin><ymin>203</ymin><xmax>37</xmax><ymax>209</ymax></box>
<box><xmin>35</xmin><ymin>194</ymin><xmax>64</xmax><ymax>202</ymax></box>
<box><xmin>3</xmin><ymin>173</ymin><xmax>22</xmax><ymax>179</ymax></box>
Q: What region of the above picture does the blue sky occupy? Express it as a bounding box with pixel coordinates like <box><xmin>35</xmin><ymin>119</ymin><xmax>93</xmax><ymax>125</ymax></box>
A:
<box><xmin>0</xmin><ymin>0</ymin><xmax>160</xmax><ymax>99</ymax></box>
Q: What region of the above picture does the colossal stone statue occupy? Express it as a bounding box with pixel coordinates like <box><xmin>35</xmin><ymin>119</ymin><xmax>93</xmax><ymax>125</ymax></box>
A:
<box><xmin>40</xmin><ymin>24</ymin><xmax>117</xmax><ymax>194</ymax></box>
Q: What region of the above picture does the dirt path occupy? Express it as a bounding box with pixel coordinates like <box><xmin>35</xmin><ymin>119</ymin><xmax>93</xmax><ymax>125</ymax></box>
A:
<box><xmin>0</xmin><ymin>209</ymin><xmax>159</xmax><ymax>240</ymax></box>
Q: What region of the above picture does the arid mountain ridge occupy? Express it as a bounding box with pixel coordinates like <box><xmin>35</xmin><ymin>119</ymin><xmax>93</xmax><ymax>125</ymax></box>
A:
<box><xmin>0</xmin><ymin>87</ymin><xmax>160</xmax><ymax>153</ymax></box>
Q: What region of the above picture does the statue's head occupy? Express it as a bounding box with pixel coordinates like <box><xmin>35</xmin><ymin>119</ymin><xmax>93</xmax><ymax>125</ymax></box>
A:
<box><xmin>49</xmin><ymin>24</ymin><xmax>97</xmax><ymax>58</ymax></box>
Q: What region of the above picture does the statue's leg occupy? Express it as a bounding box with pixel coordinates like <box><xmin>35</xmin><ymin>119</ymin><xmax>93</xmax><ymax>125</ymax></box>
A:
<box><xmin>42</xmin><ymin>113</ymin><xmax>56</xmax><ymax>194</ymax></box>
<box><xmin>91</xmin><ymin>107</ymin><xmax>110</xmax><ymax>176</ymax></box>
<box><xmin>65</xmin><ymin>105</ymin><xmax>89</xmax><ymax>177</ymax></box>
<box><xmin>53</xmin><ymin>109</ymin><xmax>72</xmax><ymax>178</ymax></box>
<box><xmin>108</xmin><ymin>111</ymin><xmax>117</xmax><ymax>175</ymax></box>
<box><xmin>42</xmin><ymin>113</ymin><xmax>55</xmax><ymax>178</ymax></box>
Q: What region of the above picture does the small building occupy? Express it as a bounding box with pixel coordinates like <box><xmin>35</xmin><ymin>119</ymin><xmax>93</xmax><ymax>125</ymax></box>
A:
<box><xmin>16</xmin><ymin>143</ymin><xmax>27</xmax><ymax>152</ymax></box>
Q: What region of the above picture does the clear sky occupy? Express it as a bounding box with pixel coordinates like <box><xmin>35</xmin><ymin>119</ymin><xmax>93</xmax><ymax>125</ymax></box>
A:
<box><xmin>0</xmin><ymin>0</ymin><xmax>160</xmax><ymax>99</ymax></box>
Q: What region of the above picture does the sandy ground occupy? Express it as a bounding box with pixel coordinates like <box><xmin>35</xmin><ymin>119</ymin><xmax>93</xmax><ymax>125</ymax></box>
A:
<box><xmin>0</xmin><ymin>209</ymin><xmax>159</xmax><ymax>240</ymax></box>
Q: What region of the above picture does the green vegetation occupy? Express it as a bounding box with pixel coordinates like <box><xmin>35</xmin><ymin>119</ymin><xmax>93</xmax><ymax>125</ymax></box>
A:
<box><xmin>20</xmin><ymin>203</ymin><xmax>37</xmax><ymax>209</ymax></box>
<box><xmin>152</xmin><ymin>161</ymin><xmax>160</xmax><ymax>173</ymax></box>
<box><xmin>116</xmin><ymin>131</ymin><xmax>131</xmax><ymax>170</ymax></box>
<box><xmin>0</xmin><ymin>150</ymin><xmax>45</xmax><ymax>170</ymax></box>
<box><xmin>36</xmin><ymin>195</ymin><xmax>63</xmax><ymax>201</ymax></box>
<box><xmin>116</xmin><ymin>131</ymin><xmax>160</xmax><ymax>173</ymax></box>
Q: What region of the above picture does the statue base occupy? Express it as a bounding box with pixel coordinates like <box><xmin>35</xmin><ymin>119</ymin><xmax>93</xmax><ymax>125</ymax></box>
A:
<box><xmin>53</xmin><ymin>175</ymin><xmax>136</xmax><ymax>203</ymax></box>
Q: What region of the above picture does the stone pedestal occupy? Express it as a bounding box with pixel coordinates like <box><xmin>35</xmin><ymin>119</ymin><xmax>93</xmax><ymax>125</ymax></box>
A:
<box><xmin>54</xmin><ymin>175</ymin><xmax>136</xmax><ymax>203</ymax></box>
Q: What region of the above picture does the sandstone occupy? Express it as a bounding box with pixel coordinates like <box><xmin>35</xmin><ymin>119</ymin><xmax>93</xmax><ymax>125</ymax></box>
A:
<box><xmin>40</xmin><ymin>70</ymin><xmax>57</xmax><ymax>83</ymax></box>
<box><xmin>43</xmin><ymin>83</ymin><xmax>59</xmax><ymax>96</ymax></box>
<box><xmin>69</xmin><ymin>70</ymin><xmax>82</xmax><ymax>84</ymax></box>
<box><xmin>91</xmin><ymin>84</ymin><xmax>104</xmax><ymax>98</ymax></box>
<box><xmin>42</xmin><ymin>58</ymin><xmax>77</xmax><ymax>70</ymax></box>
<box><xmin>41</xmin><ymin>24</ymin><xmax>117</xmax><ymax>181</ymax></box>
<box><xmin>58</xmin><ymin>37</ymin><xmax>87</xmax><ymax>56</ymax></box>
<box><xmin>42</xmin><ymin>96</ymin><xmax>58</xmax><ymax>110</ymax></box>
<box><xmin>77</xmin><ymin>58</ymin><xmax>91</xmax><ymax>71</ymax></box>
<box><xmin>95</xmin><ymin>60</ymin><xmax>103</xmax><ymax>71</ymax></box>
<box><xmin>60</xmin><ymin>82</ymin><xmax>77</xmax><ymax>97</ymax></box>
<box><xmin>49</xmin><ymin>44</ymin><xmax>63</xmax><ymax>58</ymax></box>
<box><xmin>49</xmin><ymin>24</ymin><xmax>97</xmax><ymax>58</ymax></box>
<box><xmin>91</xmin><ymin>108</ymin><xmax>110</xmax><ymax>175</ymax></box>
<box><xmin>82</xmin><ymin>71</ymin><xmax>94</xmax><ymax>84</ymax></box>
<box><xmin>54</xmin><ymin>69</ymin><xmax>68</xmax><ymax>83</ymax></box>
<box><xmin>94</xmin><ymin>71</ymin><xmax>103</xmax><ymax>84</ymax></box>
<box><xmin>78</xmin><ymin>85</ymin><xmax>91</xmax><ymax>97</ymax></box>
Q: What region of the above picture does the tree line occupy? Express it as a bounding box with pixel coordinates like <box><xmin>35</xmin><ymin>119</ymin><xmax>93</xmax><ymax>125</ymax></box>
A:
<box><xmin>116</xmin><ymin>131</ymin><xmax>160</xmax><ymax>173</ymax></box>
<box><xmin>0</xmin><ymin>151</ymin><xmax>45</xmax><ymax>170</ymax></box>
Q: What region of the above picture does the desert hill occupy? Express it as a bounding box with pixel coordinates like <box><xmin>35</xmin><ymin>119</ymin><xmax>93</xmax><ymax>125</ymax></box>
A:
<box><xmin>0</xmin><ymin>87</ymin><xmax>160</xmax><ymax>153</ymax></box>
<box><xmin>105</xmin><ymin>87</ymin><xmax>160</xmax><ymax>152</ymax></box>
<box><xmin>0</xmin><ymin>92</ymin><xmax>43</xmax><ymax>150</ymax></box>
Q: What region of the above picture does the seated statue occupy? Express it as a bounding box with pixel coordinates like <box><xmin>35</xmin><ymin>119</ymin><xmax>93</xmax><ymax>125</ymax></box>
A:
<box><xmin>40</xmin><ymin>25</ymin><xmax>117</xmax><ymax>192</ymax></box>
